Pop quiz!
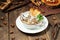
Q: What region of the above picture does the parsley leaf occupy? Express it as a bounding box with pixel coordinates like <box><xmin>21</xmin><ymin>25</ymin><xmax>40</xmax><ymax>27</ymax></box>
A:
<box><xmin>37</xmin><ymin>14</ymin><xmax>43</xmax><ymax>21</ymax></box>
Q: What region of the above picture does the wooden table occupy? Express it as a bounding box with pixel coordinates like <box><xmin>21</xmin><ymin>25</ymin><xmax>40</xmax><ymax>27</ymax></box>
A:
<box><xmin>0</xmin><ymin>3</ymin><xmax>60</xmax><ymax>40</ymax></box>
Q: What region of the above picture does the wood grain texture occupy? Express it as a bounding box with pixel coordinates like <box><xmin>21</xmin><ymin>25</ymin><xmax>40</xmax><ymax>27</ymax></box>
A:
<box><xmin>8</xmin><ymin>5</ymin><xmax>52</xmax><ymax>40</ymax></box>
<box><xmin>0</xmin><ymin>3</ymin><xmax>60</xmax><ymax>40</ymax></box>
<box><xmin>5</xmin><ymin>0</ymin><xmax>30</xmax><ymax>12</ymax></box>
<box><xmin>8</xmin><ymin>4</ymin><xmax>60</xmax><ymax>40</ymax></box>
<box><xmin>0</xmin><ymin>11</ymin><xmax>8</xmax><ymax>40</ymax></box>
<box><xmin>9</xmin><ymin>6</ymin><xmax>30</xmax><ymax>40</ymax></box>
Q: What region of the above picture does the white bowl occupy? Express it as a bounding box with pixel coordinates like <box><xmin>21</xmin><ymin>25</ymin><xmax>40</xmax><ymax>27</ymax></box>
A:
<box><xmin>20</xmin><ymin>11</ymin><xmax>44</xmax><ymax>29</ymax></box>
<box><xmin>16</xmin><ymin>11</ymin><xmax>48</xmax><ymax>33</ymax></box>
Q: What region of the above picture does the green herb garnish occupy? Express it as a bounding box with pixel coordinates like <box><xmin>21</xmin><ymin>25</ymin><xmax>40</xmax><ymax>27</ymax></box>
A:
<box><xmin>37</xmin><ymin>14</ymin><xmax>43</xmax><ymax>21</ymax></box>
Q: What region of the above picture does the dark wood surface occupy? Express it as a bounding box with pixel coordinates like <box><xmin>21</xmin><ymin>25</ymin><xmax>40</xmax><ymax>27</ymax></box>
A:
<box><xmin>0</xmin><ymin>3</ymin><xmax>60</xmax><ymax>40</ymax></box>
<box><xmin>0</xmin><ymin>11</ymin><xmax>8</xmax><ymax>40</ymax></box>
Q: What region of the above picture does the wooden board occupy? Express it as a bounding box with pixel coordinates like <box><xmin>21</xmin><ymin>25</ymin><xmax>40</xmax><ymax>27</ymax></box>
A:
<box><xmin>8</xmin><ymin>5</ymin><xmax>60</xmax><ymax>40</ymax></box>
<box><xmin>28</xmin><ymin>3</ymin><xmax>60</xmax><ymax>16</ymax></box>
<box><xmin>0</xmin><ymin>3</ymin><xmax>60</xmax><ymax>40</ymax></box>
<box><xmin>0</xmin><ymin>11</ymin><xmax>8</xmax><ymax>40</ymax></box>
<box><xmin>5</xmin><ymin>0</ymin><xmax>30</xmax><ymax>12</ymax></box>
